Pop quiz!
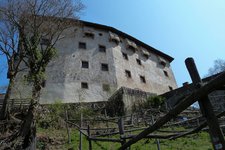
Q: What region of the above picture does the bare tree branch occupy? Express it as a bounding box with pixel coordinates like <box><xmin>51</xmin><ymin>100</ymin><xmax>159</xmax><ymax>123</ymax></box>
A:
<box><xmin>0</xmin><ymin>0</ymin><xmax>84</xmax><ymax>148</ymax></box>
<box><xmin>207</xmin><ymin>59</ymin><xmax>225</xmax><ymax>76</ymax></box>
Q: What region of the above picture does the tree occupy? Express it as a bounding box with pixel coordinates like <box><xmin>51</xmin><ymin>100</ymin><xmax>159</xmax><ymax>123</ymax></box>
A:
<box><xmin>0</xmin><ymin>3</ymin><xmax>27</xmax><ymax>119</ymax></box>
<box><xmin>207</xmin><ymin>59</ymin><xmax>225</xmax><ymax>76</ymax></box>
<box><xmin>0</xmin><ymin>0</ymin><xmax>84</xmax><ymax>148</ymax></box>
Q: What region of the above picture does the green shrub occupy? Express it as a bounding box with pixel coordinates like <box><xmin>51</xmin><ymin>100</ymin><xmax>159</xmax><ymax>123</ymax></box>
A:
<box><xmin>144</xmin><ymin>96</ymin><xmax>165</xmax><ymax>109</ymax></box>
<box><xmin>37</xmin><ymin>100</ymin><xmax>65</xmax><ymax>129</ymax></box>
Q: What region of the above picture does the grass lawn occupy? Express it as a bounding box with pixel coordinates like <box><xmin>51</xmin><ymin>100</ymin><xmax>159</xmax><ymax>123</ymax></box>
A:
<box><xmin>37</xmin><ymin>127</ymin><xmax>213</xmax><ymax>150</ymax></box>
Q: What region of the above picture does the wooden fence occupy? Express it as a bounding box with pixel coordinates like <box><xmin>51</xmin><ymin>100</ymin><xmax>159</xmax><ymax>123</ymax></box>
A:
<box><xmin>63</xmin><ymin>58</ymin><xmax>225</xmax><ymax>150</ymax></box>
<box><xmin>64</xmin><ymin>109</ymin><xmax>225</xmax><ymax>150</ymax></box>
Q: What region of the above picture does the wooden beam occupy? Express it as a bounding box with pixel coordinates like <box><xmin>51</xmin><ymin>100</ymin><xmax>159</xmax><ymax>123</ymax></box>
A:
<box><xmin>87</xmin><ymin>125</ymin><xmax>92</xmax><ymax>150</ymax></box>
<box><xmin>123</xmin><ymin>133</ymin><xmax>180</xmax><ymax>139</ymax></box>
<box><xmin>185</xmin><ymin>57</ymin><xmax>225</xmax><ymax>150</ymax></box>
<box><xmin>170</xmin><ymin>110</ymin><xmax>225</xmax><ymax>140</ymax></box>
<box><xmin>119</xmin><ymin>65</ymin><xmax>225</xmax><ymax>150</ymax></box>
<box><xmin>89</xmin><ymin>137</ymin><xmax>122</xmax><ymax>143</ymax></box>
<box><xmin>118</xmin><ymin>117</ymin><xmax>128</xmax><ymax>149</ymax></box>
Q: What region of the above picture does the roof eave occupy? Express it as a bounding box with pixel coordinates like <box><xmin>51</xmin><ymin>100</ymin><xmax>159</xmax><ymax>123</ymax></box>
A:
<box><xmin>79</xmin><ymin>20</ymin><xmax>174</xmax><ymax>62</ymax></box>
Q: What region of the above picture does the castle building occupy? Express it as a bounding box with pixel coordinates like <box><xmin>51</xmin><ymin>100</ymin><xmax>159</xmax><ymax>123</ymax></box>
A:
<box><xmin>13</xmin><ymin>20</ymin><xmax>177</xmax><ymax>104</ymax></box>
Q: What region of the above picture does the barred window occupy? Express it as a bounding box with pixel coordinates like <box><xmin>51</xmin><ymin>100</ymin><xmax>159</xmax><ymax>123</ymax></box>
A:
<box><xmin>81</xmin><ymin>82</ymin><xmax>88</xmax><ymax>89</ymax></box>
<box><xmin>79</xmin><ymin>42</ymin><xmax>86</xmax><ymax>49</ymax></box>
<box><xmin>101</xmin><ymin>63</ymin><xmax>109</xmax><ymax>71</ymax></box>
<box><xmin>99</xmin><ymin>45</ymin><xmax>106</xmax><ymax>53</ymax></box>
<box><xmin>82</xmin><ymin>61</ymin><xmax>89</xmax><ymax>68</ymax></box>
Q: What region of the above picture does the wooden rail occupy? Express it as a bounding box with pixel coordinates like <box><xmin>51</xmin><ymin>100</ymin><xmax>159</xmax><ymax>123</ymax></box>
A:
<box><xmin>119</xmin><ymin>62</ymin><xmax>225</xmax><ymax>149</ymax></box>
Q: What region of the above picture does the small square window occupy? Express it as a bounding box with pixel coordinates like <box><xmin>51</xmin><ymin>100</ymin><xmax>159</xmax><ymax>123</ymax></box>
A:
<box><xmin>140</xmin><ymin>75</ymin><xmax>146</xmax><ymax>83</ymax></box>
<box><xmin>169</xmin><ymin>86</ymin><xmax>173</xmax><ymax>91</ymax></box>
<box><xmin>102</xmin><ymin>84</ymin><xmax>110</xmax><ymax>91</ymax></box>
<box><xmin>99</xmin><ymin>45</ymin><xmax>106</xmax><ymax>53</ymax></box>
<box><xmin>163</xmin><ymin>70</ymin><xmax>169</xmax><ymax>77</ymax></box>
<box><xmin>79</xmin><ymin>42</ymin><xmax>86</xmax><ymax>49</ymax></box>
<box><xmin>101</xmin><ymin>63</ymin><xmax>109</xmax><ymax>71</ymax></box>
<box><xmin>82</xmin><ymin>61</ymin><xmax>89</xmax><ymax>68</ymax></box>
<box><xmin>81</xmin><ymin>82</ymin><xmax>88</xmax><ymax>89</ymax></box>
<box><xmin>122</xmin><ymin>53</ymin><xmax>128</xmax><ymax>60</ymax></box>
<box><xmin>125</xmin><ymin>70</ymin><xmax>131</xmax><ymax>78</ymax></box>
<box><xmin>136</xmin><ymin>59</ymin><xmax>142</xmax><ymax>65</ymax></box>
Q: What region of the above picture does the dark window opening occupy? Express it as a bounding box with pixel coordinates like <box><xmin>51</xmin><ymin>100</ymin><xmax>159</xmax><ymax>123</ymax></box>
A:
<box><xmin>84</xmin><ymin>32</ymin><xmax>94</xmax><ymax>39</ymax></box>
<box><xmin>125</xmin><ymin>70</ymin><xmax>131</xmax><ymax>78</ymax></box>
<box><xmin>111</xmin><ymin>39</ymin><xmax>119</xmax><ymax>44</ymax></box>
<box><xmin>140</xmin><ymin>75</ymin><xmax>146</xmax><ymax>83</ymax></box>
<box><xmin>41</xmin><ymin>80</ymin><xmax>46</xmax><ymax>87</ymax></box>
<box><xmin>122</xmin><ymin>53</ymin><xmax>128</xmax><ymax>60</ymax></box>
<box><xmin>81</xmin><ymin>82</ymin><xmax>88</xmax><ymax>89</ymax></box>
<box><xmin>99</xmin><ymin>45</ymin><xmax>106</xmax><ymax>53</ymax></box>
<box><xmin>101</xmin><ymin>63</ymin><xmax>109</xmax><ymax>71</ymax></box>
<box><xmin>128</xmin><ymin>45</ymin><xmax>136</xmax><ymax>52</ymax></box>
<box><xmin>40</xmin><ymin>38</ymin><xmax>51</xmax><ymax>45</ymax></box>
<box><xmin>102</xmin><ymin>84</ymin><xmax>110</xmax><ymax>91</ymax></box>
<box><xmin>136</xmin><ymin>59</ymin><xmax>142</xmax><ymax>65</ymax></box>
<box><xmin>99</xmin><ymin>33</ymin><xmax>103</xmax><ymax>36</ymax></box>
<box><xmin>143</xmin><ymin>54</ymin><xmax>149</xmax><ymax>59</ymax></box>
<box><xmin>79</xmin><ymin>42</ymin><xmax>86</xmax><ymax>49</ymax></box>
<box><xmin>160</xmin><ymin>61</ymin><xmax>166</xmax><ymax>67</ymax></box>
<box><xmin>82</xmin><ymin>61</ymin><xmax>89</xmax><ymax>68</ymax></box>
<box><xmin>163</xmin><ymin>70</ymin><xmax>169</xmax><ymax>77</ymax></box>
<box><xmin>169</xmin><ymin>86</ymin><xmax>173</xmax><ymax>91</ymax></box>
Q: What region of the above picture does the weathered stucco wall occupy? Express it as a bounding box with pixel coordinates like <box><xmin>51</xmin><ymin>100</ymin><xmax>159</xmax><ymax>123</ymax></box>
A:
<box><xmin>112</xmin><ymin>38</ymin><xmax>177</xmax><ymax>95</ymax></box>
<box><xmin>11</xmin><ymin>21</ymin><xmax>177</xmax><ymax>104</ymax></box>
<box><xmin>41</xmin><ymin>26</ymin><xmax>118</xmax><ymax>103</ymax></box>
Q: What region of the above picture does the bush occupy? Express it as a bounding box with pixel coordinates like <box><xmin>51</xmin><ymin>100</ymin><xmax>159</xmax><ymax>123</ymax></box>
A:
<box><xmin>143</xmin><ymin>96</ymin><xmax>165</xmax><ymax>109</ymax></box>
<box><xmin>37</xmin><ymin>101</ymin><xmax>65</xmax><ymax>129</ymax></box>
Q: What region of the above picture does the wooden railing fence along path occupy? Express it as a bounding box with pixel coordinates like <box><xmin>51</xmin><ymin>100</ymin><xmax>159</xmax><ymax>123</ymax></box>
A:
<box><xmin>119</xmin><ymin>58</ymin><xmax>225</xmax><ymax>150</ymax></box>
<box><xmin>63</xmin><ymin>58</ymin><xmax>225</xmax><ymax>150</ymax></box>
<box><xmin>64</xmin><ymin>110</ymin><xmax>225</xmax><ymax>150</ymax></box>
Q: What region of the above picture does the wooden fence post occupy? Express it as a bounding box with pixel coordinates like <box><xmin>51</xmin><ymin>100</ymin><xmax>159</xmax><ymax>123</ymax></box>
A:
<box><xmin>130</xmin><ymin>114</ymin><xmax>134</xmax><ymax>125</ymax></box>
<box><xmin>87</xmin><ymin>125</ymin><xmax>92</xmax><ymax>150</ymax></box>
<box><xmin>137</xmin><ymin>115</ymin><xmax>139</xmax><ymax>127</ymax></box>
<box><xmin>151</xmin><ymin>115</ymin><xmax>160</xmax><ymax>150</ymax></box>
<box><xmin>197</xmin><ymin>118</ymin><xmax>200</xmax><ymax>127</ymax></box>
<box><xmin>79</xmin><ymin>112</ymin><xmax>83</xmax><ymax>150</ymax></box>
<box><xmin>65</xmin><ymin>108</ymin><xmax>71</xmax><ymax>144</ymax></box>
<box><xmin>104</xmin><ymin>110</ymin><xmax>109</xmax><ymax>135</ymax></box>
<box><xmin>119</xmin><ymin>69</ymin><xmax>225</xmax><ymax>149</ymax></box>
<box><xmin>118</xmin><ymin>117</ymin><xmax>130</xmax><ymax>149</ymax></box>
<box><xmin>185</xmin><ymin>57</ymin><xmax>225</xmax><ymax>150</ymax></box>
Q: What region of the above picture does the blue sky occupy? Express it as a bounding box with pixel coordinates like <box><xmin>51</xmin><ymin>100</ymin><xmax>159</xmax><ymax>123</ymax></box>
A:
<box><xmin>80</xmin><ymin>0</ymin><xmax>225</xmax><ymax>87</ymax></box>
<box><xmin>1</xmin><ymin>0</ymin><xmax>225</xmax><ymax>87</ymax></box>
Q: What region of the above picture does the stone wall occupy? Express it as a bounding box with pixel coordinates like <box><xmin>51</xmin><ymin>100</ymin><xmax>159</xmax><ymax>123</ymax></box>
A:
<box><xmin>107</xmin><ymin>87</ymin><xmax>155</xmax><ymax>116</ymax></box>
